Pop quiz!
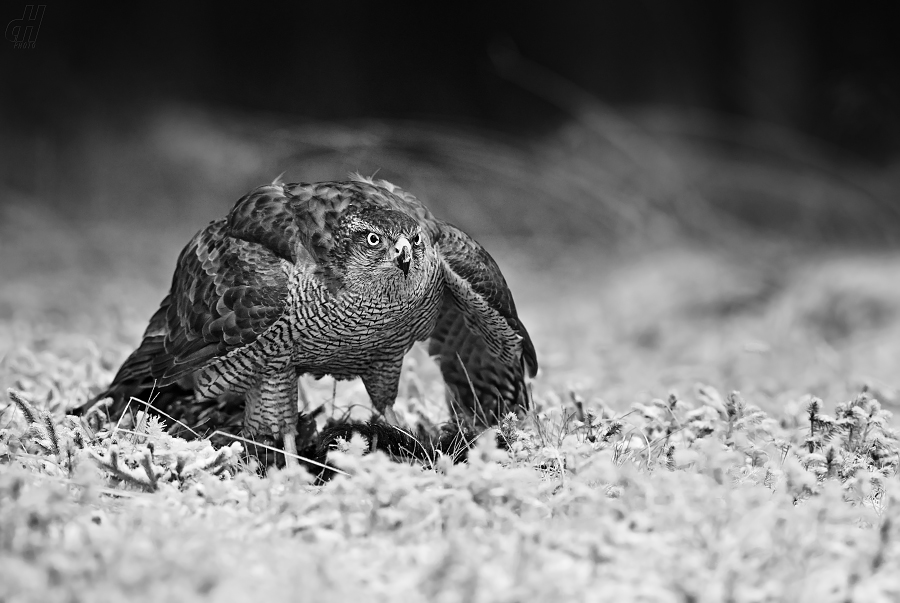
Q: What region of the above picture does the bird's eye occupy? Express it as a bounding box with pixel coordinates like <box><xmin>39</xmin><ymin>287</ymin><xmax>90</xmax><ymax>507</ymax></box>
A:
<box><xmin>412</xmin><ymin>232</ymin><xmax>422</xmax><ymax>246</ymax></box>
<box><xmin>366</xmin><ymin>232</ymin><xmax>381</xmax><ymax>247</ymax></box>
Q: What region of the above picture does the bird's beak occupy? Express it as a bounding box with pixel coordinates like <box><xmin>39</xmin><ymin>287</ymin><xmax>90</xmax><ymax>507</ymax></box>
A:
<box><xmin>391</xmin><ymin>236</ymin><xmax>412</xmax><ymax>276</ymax></box>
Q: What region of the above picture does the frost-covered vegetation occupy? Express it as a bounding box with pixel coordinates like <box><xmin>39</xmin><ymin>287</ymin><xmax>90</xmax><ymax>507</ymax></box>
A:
<box><xmin>3</xmin><ymin>379</ymin><xmax>900</xmax><ymax>602</ymax></box>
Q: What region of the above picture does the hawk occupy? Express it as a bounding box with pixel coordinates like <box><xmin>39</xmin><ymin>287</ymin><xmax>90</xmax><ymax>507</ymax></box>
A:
<box><xmin>82</xmin><ymin>176</ymin><xmax>537</xmax><ymax>465</ymax></box>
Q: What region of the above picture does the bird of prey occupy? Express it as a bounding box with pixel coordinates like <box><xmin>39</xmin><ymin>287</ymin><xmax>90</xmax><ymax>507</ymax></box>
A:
<box><xmin>83</xmin><ymin>176</ymin><xmax>537</xmax><ymax>465</ymax></box>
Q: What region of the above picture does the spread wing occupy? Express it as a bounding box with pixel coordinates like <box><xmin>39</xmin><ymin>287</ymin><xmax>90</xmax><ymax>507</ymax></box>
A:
<box><xmin>427</xmin><ymin>222</ymin><xmax>538</xmax><ymax>426</ymax></box>
<box><xmin>109</xmin><ymin>218</ymin><xmax>291</xmax><ymax>392</ymax></box>
<box><xmin>95</xmin><ymin>186</ymin><xmax>308</xmax><ymax>407</ymax></box>
<box><xmin>155</xmin><ymin>218</ymin><xmax>291</xmax><ymax>381</ymax></box>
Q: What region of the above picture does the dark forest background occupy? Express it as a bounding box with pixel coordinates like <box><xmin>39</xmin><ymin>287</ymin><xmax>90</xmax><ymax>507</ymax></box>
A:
<box><xmin>2</xmin><ymin>1</ymin><xmax>899</xmax><ymax>242</ymax></box>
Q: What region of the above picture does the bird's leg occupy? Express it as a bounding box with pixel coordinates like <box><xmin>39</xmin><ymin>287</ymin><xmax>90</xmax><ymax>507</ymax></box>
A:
<box><xmin>361</xmin><ymin>357</ymin><xmax>404</xmax><ymax>427</ymax></box>
<box><xmin>244</xmin><ymin>365</ymin><xmax>300</xmax><ymax>468</ymax></box>
<box><xmin>282</xmin><ymin>422</ymin><xmax>299</xmax><ymax>467</ymax></box>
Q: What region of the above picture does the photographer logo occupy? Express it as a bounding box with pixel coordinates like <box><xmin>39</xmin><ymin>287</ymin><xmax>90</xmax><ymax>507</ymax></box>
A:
<box><xmin>6</xmin><ymin>5</ymin><xmax>45</xmax><ymax>49</ymax></box>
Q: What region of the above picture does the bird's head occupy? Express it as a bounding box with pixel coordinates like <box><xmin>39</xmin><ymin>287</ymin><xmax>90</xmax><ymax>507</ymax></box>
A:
<box><xmin>331</xmin><ymin>206</ymin><xmax>434</xmax><ymax>297</ymax></box>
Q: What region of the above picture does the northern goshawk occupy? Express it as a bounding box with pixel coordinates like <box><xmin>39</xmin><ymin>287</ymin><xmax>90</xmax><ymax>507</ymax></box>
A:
<box><xmin>82</xmin><ymin>176</ymin><xmax>537</xmax><ymax>464</ymax></box>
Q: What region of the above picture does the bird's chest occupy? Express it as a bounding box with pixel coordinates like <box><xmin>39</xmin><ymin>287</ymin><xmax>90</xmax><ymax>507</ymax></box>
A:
<box><xmin>287</xmin><ymin>273</ymin><xmax>443</xmax><ymax>367</ymax></box>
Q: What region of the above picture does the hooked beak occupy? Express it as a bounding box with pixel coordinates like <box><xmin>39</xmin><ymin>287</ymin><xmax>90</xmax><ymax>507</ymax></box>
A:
<box><xmin>391</xmin><ymin>236</ymin><xmax>412</xmax><ymax>276</ymax></box>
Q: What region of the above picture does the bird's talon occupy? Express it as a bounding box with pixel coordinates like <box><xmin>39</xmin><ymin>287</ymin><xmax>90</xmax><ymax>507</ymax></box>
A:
<box><xmin>381</xmin><ymin>406</ymin><xmax>401</xmax><ymax>427</ymax></box>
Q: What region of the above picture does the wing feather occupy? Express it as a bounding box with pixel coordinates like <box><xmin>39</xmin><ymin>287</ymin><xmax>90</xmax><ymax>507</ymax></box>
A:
<box><xmin>93</xmin><ymin>186</ymin><xmax>304</xmax><ymax>409</ymax></box>
<box><xmin>427</xmin><ymin>222</ymin><xmax>537</xmax><ymax>426</ymax></box>
<box><xmin>156</xmin><ymin>218</ymin><xmax>291</xmax><ymax>382</ymax></box>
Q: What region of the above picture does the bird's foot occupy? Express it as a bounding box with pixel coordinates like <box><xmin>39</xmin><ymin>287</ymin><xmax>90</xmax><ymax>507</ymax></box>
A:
<box><xmin>381</xmin><ymin>406</ymin><xmax>401</xmax><ymax>427</ymax></box>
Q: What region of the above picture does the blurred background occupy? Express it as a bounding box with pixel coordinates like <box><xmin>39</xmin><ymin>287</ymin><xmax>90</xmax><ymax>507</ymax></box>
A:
<box><xmin>2</xmin><ymin>1</ymin><xmax>900</xmax><ymax>416</ymax></box>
